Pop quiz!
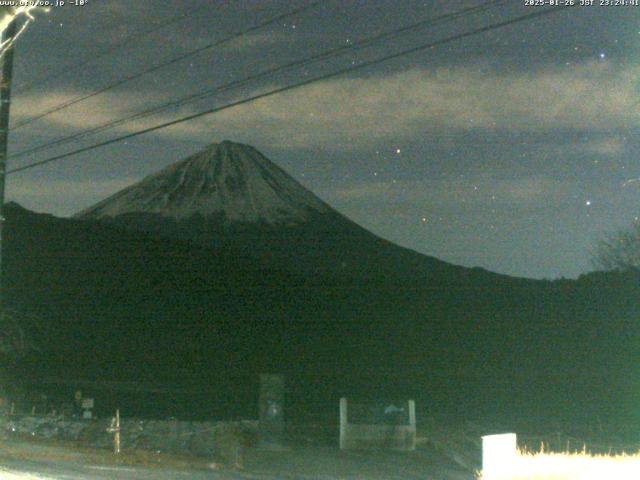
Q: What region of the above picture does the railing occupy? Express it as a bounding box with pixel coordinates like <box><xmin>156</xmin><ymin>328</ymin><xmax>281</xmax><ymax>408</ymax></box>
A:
<box><xmin>339</xmin><ymin>397</ymin><xmax>416</xmax><ymax>451</ymax></box>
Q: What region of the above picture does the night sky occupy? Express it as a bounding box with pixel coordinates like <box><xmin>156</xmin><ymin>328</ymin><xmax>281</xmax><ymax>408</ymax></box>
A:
<box><xmin>4</xmin><ymin>0</ymin><xmax>639</xmax><ymax>279</ymax></box>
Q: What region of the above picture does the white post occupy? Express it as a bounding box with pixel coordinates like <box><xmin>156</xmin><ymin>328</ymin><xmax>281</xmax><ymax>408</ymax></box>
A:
<box><xmin>408</xmin><ymin>400</ymin><xmax>416</xmax><ymax>427</ymax></box>
<box><xmin>114</xmin><ymin>409</ymin><xmax>121</xmax><ymax>455</ymax></box>
<box><xmin>108</xmin><ymin>409</ymin><xmax>121</xmax><ymax>455</ymax></box>
<box><xmin>482</xmin><ymin>433</ymin><xmax>517</xmax><ymax>479</ymax></box>
<box><xmin>339</xmin><ymin>397</ymin><xmax>348</xmax><ymax>450</ymax></box>
<box><xmin>408</xmin><ymin>400</ymin><xmax>416</xmax><ymax>451</ymax></box>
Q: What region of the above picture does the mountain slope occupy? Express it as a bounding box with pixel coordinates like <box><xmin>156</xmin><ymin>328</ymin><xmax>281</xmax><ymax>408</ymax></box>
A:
<box><xmin>4</xmin><ymin>141</ymin><xmax>638</xmax><ymax>425</ymax></box>
<box><xmin>74</xmin><ymin>140</ymin><xmax>471</xmax><ymax>279</ymax></box>
<box><xmin>5</xmin><ymin>205</ymin><xmax>640</xmax><ymax>424</ymax></box>
<box><xmin>6</xmin><ymin>202</ymin><xmax>640</xmax><ymax>424</ymax></box>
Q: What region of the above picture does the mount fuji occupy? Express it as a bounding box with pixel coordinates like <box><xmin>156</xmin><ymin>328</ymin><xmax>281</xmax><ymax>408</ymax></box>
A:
<box><xmin>73</xmin><ymin>140</ymin><xmax>460</xmax><ymax>278</ymax></box>
<box><xmin>75</xmin><ymin>140</ymin><xmax>331</xmax><ymax>225</ymax></box>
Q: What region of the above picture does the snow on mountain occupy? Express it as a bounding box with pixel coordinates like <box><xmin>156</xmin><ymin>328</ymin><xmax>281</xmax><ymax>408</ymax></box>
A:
<box><xmin>75</xmin><ymin>141</ymin><xmax>331</xmax><ymax>225</ymax></box>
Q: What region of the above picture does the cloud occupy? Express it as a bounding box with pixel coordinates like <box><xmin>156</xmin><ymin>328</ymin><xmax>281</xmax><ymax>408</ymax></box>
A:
<box><xmin>222</xmin><ymin>32</ymin><xmax>287</xmax><ymax>52</ymax></box>
<box><xmin>578</xmin><ymin>137</ymin><xmax>626</xmax><ymax>156</ymax></box>
<box><xmin>539</xmin><ymin>135</ymin><xmax>628</xmax><ymax>163</ymax></box>
<box><xmin>11</xmin><ymin>90</ymin><xmax>161</xmax><ymax>131</ymax></box>
<box><xmin>324</xmin><ymin>174</ymin><xmax>574</xmax><ymax>212</ymax></box>
<box><xmin>493</xmin><ymin>177</ymin><xmax>571</xmax><ymax>203</ymax></box>
<box><xmin>161</xmin><ymin>60</ymin><xmax>640</xmax><ymax>148</ymax></box>
<box><xmin>13</xmin><ymin>59</ymin><xmax>640</xmax><ymax>150</ymax></box>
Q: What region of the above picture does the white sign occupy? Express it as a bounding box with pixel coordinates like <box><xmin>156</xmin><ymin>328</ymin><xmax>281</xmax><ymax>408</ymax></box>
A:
<box><xmin>482</xmin><ymin>433</ymin><xmax>518</xmax><ymax>479</ymax></box>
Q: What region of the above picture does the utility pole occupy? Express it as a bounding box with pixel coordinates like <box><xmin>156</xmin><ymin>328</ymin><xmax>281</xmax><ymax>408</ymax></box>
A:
<box><xmin>0</xmin><ymin>17</ymin><xmax>17</xmax><ymax>310</ymax></box>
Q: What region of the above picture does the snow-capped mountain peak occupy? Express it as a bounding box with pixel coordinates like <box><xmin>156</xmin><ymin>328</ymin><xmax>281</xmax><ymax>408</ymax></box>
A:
<box><xmin>75</xmin><ymin>141</ymin><xmax>330</xmax><ymax>224</ymax></box>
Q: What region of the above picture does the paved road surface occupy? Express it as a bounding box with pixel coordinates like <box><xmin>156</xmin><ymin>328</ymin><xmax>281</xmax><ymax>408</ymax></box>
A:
<box><xmin>0</xmin><ymin>459</ymin><xmax>474</xmax><ymax>480</ymax></box>
<box><xmin>0</xmin><ymin>460</ymin><xmax>253</xmax><ymax>479</ymax></box>
<box><xmin>0</xmin><ymin>441</ymin><xmax>475</xmax><ymax>479</ymax></box>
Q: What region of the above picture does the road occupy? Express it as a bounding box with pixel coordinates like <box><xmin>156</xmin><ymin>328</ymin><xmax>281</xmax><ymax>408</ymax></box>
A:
<box><xmin>0</xmin><ymin>459</ymin><xmax>254</xmax><ymax>479</ymax></box>
<box><xmin>0</xmin><ymin>458</ymin><xmax>474</xmax><ymax>480</ymax></box>
<box><xmin>0</xmin><ymin>439</ymin><xmax>475</xmax><ymax>479</ymax></box>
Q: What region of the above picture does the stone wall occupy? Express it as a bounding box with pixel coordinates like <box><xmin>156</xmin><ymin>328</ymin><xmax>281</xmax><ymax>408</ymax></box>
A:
<box><xmin>0</xmin><ymin>414</ymin><xmax>258</xmax><ymax>458</ymax></box>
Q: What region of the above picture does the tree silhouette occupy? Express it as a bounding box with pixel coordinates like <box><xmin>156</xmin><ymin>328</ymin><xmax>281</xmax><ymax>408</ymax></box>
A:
<box><xmin>593</xmin><ymin>222</ymin><xmax>640</xmax><ymax>271</ymax></box>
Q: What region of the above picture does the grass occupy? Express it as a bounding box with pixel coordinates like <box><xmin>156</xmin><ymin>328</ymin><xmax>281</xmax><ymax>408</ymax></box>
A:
<box><xmin>477</xmin><ymin>448</ymin><xmax>640</xmax><ymax>480</ymax></box>
<box><xmin>0</xmin><ymin>435</ymin><xmax>213</xmax><ymax>471</ymax></box>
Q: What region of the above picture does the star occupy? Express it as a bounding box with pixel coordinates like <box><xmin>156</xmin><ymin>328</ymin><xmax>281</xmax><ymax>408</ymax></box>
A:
<box><xmin>395</xmin><ymin>148</ymin><xmax>401</xmax><ymax>154</ymax></box>
<box><xmin>585</xmin><ymin>200</ymin><xmax>592</xmax><ymax>206</ymax></box>
<box><xmin>599</xmin><ymin>52</ymin><xmax>606</xmax><ymax>60</ymax></box>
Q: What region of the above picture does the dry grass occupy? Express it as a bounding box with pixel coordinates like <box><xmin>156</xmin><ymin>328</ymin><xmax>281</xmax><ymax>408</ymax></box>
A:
<box><xmin>0</xmin><ymin>436</ymin><xmax>213</xmax><ymax>471</ymax></box>
<box><xmin>477</xmin><ymin>448</ymin><xmax>640</xmax><ymax>480</ymax></box>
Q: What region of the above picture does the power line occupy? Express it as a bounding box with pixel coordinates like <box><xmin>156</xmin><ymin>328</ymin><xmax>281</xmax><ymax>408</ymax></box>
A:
<box><xmin>9</xmin><ymin>0</ymin><xmax>504</xmax><ymax>160</ymax></box>
<box><xmin>11</xmin><ymin>1</ymin><xmax>322</xmax><ymax>130</ymax></box>
<box><xmin>13</xmin><ymin>0</ymin><xmax>212</xmax><ymax>95</ymax></box>
<box><xmin>10</xmin><ymin>0</ymin><xmax>497</xmax><ymax>130</ymax></box>
<box><xmin>8</xmin><ymin>5</ymin><xmax>571</xmax><ymax>176</ymax></box>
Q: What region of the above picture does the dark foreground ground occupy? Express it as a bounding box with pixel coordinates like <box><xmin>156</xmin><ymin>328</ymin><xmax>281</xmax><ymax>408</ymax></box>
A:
<box><xmin>0</xmin><ymin>435</ymin><xmax>476</xmax><ymax>480</ymax></box>
<box><xmin>5</xmin><ymin>418</ymin><xmax>632</xmax><ymax>479</ymax></box>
